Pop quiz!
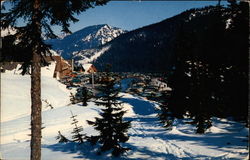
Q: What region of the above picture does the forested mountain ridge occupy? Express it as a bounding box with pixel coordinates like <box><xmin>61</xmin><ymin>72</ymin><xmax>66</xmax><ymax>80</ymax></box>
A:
<box><xmin>91</xmin><ymin>5</ymin><xmax>247</xmax><ymax>73</ymax></box>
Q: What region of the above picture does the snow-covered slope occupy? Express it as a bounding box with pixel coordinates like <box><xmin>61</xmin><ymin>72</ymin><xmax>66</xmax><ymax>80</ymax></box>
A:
<box><xmin>1</xmin><ymin>67</ymin><xmax>249</xmax><ymax>159</ymax></box>
<box><xmin>73</xmin><ymin>45</ymin><xmax>111</xmax><ymax>65</ymax></box>
<box><xmin>1</xmin><ymin>63</ymin><xmax>71</xmax><ymax>122</ymax></box>
<box><xmin>46</xmin><ymin>24</ymin><xmax>126</xmax><ymax>59</ymax></box>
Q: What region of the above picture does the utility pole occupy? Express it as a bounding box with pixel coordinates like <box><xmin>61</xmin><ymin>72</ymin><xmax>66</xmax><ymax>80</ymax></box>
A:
<box><xmin>92</xmin><ymin>72</ymin><xmax>94</xmax><ymax>88</ymax></box>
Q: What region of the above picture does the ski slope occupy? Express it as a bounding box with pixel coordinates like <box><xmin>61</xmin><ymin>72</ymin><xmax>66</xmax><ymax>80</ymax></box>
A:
<box><xmin>0</xmin><ymin>65</ymin><xmax>249</xmax><ymax>160</ymax></box>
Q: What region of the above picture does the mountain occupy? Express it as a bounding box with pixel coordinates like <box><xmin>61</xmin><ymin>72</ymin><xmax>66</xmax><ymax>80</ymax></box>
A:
<box><xmin>46</xmin><ymin>24</ymin><xmax>126</xmax><ymax>59</ymax></box>
<box><xmin>89</xmin><ymin>5</ymin><xmax>246</xmax><ymax>73</ymax></box>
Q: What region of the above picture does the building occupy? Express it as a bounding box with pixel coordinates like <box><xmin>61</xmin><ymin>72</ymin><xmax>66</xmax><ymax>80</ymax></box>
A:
<box><xmin>0</xmin><ymin>56</ymin><xmax>72</xmax><ymax>79</ymax></box>
<box><xmin>44</xmin><ymin>56</ymin><xmax>72</xmax><ymax>79</ymax></box>
<box><xmin>0</xmin><ymin>56</ymin><xmax>98</xmax><ymax>80</ymax></box>
<box><xmin>150</xmin><ymin>78</ymin><xmax>172</xmax><ymax>91</ymax></box>
<box><xmin>81</xmin><ymin>63</ymin><xmax>97</xmax><ymax>74</ymax></box>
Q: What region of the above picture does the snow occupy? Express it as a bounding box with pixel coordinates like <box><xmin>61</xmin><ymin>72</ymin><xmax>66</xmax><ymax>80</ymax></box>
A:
<box><xmin>225</xmin><ymin>18</ymin><xmax>232</xmax><ymax>29</ymax></box>
<box><xmin>77</xmin><ymin>45</ymin><xmax>111</xmax><ymax>64</ymax></box>
<box><xmin>120</xmin><ymin>78</ymin><xmax>135</xmax><ymax>92</ymax></box>
<box><xmin>1</xmin><ymin>27</ymin><xmax>16</xmax><ymax>37</ymax></box>
<box><xmin>49</xmin><ymin>49</ymin><xmax>59</xmax><ymax>56</ymax></box>
<box><xmin>0</xmin><ymin>65</ymin><xmax>249</xmax><ymax>160</ymax></box>
<box><xmin>1</xmin><ymin>63</ymin><xmax>70</xmax><ymax>122</ymax></box>
<box><xmin>82</xmin><ymin>34</ymin><xmax>92</xmax><ymax>42</ymax></box>
<box><xmin>81</xmin><ymin>63</ymin><xmax>93</xmax><ymax>74</ymax></box>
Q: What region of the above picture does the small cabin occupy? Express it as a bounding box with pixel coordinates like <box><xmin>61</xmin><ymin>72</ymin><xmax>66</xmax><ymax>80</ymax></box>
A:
<box><xmin>81</xmin><ymin>63</ymin><xmax>97</xmax><ymax>74</ymax></box>
<box><xmin>150</xmin><ymin>78</ymin><xmax>172</xmax><ymax>91</ymax></box>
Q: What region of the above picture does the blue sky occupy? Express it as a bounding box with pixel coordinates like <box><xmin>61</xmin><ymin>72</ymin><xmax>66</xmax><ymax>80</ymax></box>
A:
<box><xmin>64</xmin><ymin>1</ymin><xmax>228</xmax><ymax>34</ymax></box>
<box><xmin>4</xmin><ymin>1</ymin><xmax>229</xmax><ymax>34</ymax></box>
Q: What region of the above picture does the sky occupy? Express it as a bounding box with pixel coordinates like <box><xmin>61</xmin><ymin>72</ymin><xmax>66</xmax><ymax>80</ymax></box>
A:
<box><xmin>3</xmin><ymin>0</ymin><xmax>229</xmax><ymax>35</ymax></box>
<box><xmin>59</xmin><ymin>1</ymin><xmax>228</xmax><ymax>34</ymax></box>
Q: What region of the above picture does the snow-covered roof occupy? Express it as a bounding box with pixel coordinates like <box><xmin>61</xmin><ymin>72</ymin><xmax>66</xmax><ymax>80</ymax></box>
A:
<box><xmin>82</xmin><ymin>63</ymin><xmax>93</xmax><ymax>72</ymax></box>
<box><xmin>49</xmin><ymin>49</ymin><xmax>59</xmax><ymax>56</ymax></box>
<box><xmin>1</xmin><ymin>27</ymin><xmax>16</xmax><ymax>37</ymax></box>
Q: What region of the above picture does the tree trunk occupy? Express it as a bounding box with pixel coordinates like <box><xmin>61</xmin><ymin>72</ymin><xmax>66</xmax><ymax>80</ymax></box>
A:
<box><xmin>31</xmin><ymin>51</ymin><xmax>42</xmax><ymax>160</ymax></box>
<box><xmin>31</xmin><ymin>0</ymin><xmax>42</xmax><ymax>160</ymax></box>
<box><xmin>218</xmin><ymin>0</ymin><xmax>221</xmax><ymax>6</ymax></box>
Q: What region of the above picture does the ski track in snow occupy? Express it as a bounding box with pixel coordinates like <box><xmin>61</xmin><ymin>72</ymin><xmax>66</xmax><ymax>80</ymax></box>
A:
<box><xmin>0</xmin><ymin>70</ymin><xmax>249</xmax><ymax>160</ymax></box>
<box><xmin>121</xmin><ymin>97</ymin><xmax>192</xmax><ymax>160</ymax></box>
<box><xmin>119</xmin><ymin>94</ymin><xmax>248</xmax><ymax>160</ymax></box>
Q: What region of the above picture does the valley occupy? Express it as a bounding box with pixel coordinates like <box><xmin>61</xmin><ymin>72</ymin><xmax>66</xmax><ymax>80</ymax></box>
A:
<box><xmin>0</xmin><ymin>65</ymin><xmax>248</xmax><ymax>160</ymax></box>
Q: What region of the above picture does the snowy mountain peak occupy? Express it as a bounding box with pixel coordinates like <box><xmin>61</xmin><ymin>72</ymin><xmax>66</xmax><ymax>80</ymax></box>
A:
<box><xmin>80</xmin><ymin>24</ymin><xmax>125</xmax><ymax>45</ymax></box>
<box><xmin>46</xmin><ymin>24</ymin><xmax>126</xmax><ymax>59</ymax></box>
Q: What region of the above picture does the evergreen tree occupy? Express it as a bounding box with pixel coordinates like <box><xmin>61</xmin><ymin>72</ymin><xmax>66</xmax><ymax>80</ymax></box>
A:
<box><xmin>157</xmin><ymin>91</ymin><xmax>174</xmax><ymax>129</ymax></box>
<box><xmin>167</xmin><ymin>3</ymin><xmax>248</xmax><ymax>133</ymax></box>
<box><xmin>1</xmin><ymin>1</ymin><xmax>109</xmax><ymax>159</ymax></box>
<box><xmin>56</xmin><ymin>131</ymin><xmax>69</xmax><ymax>143</ymax></box>
<box><xmin>195</xmin><ymin>114</ymin><xmax>212</xmax><ymax>134</ymax></box>
<box><xmin>86</xmin><ymin>72</ymin><xmax>131</xmax><ymax>157</ymax></box>
<box><xmin>167</xmin><ymin>23</ymin><xmax>193</xmax><ymax>120</ymax></box>
<box><xmin>69</xmin><ymin>92</ymin><xmax>77</xmax><ymax>104</ymax></box>
<box><xmin>81</xmin><ymin>86</ymin><xmax>91</xmax><ymax>106</ymax></box>
<box><xmin>187</xmin><ymin>61</ymin><xmax>213</xmax><ymax>134</ymax></box>
<box><xmin>70</xmin><ymin>111</ymin><xmax>85</xmax><ymax>144</ymax></box>
<box><xmin>223</xmin><ymin>1</ymin><xmax>248</xmax><ymax>123</ymax></box>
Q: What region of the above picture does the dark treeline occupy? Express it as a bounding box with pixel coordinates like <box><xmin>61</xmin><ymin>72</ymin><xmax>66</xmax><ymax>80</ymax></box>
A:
<box><xmin>159</xmin><ymin>1</ymin><xmax>248</xmax><ymax>133</ymax></box>
<box><xmin>94</xmin><ymin>3</ymin><xmax>247</xmax><ymax>74</ymax></box>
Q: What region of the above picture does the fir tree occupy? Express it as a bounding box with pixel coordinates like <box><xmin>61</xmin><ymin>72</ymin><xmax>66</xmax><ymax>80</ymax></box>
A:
<box><xmin>86</xmin><ymin>72</ymin><xmax>131</xmax><ymax>157</ymax></box>
<box><xmin>167</xmin><ymin>24</ymin><xmax>193</xmax><ymax>120</ymax></box>
<box><xmin>70</xmin><ymin>111</ymin><xmax>85</xmax><ymax>144</ymax></box>
<box><xmin>168</xmin><ymin>3</ymin><xmax>248</xmax><ymax>133</ymax></box>
<box><xmin>56</xmin><ymin>131</ymin><xmax>69</xmax><ymax>143</ymax></box>
<box><xmin>81</xmin><ymin>86</ymin><xmax>91</xmax><ymax>106</ymax></box>
<box><xmin>222</xmin><ymin>1</ymin><xmax>248</xmax><ymax>124</ymax></box>
<box><xmin>195</xmin><ymin>114</ymin><xmax>212</xmax><ymax>134</ymax></box>
<box><xmin>157</xmin><ymin>91</ymin><xmax>174</xmax><ymax>129</ymax></box>
<box><xmin>69</xmin><ymin>92</ymin><xmax>77</xmax><ymax>104</ymax></box>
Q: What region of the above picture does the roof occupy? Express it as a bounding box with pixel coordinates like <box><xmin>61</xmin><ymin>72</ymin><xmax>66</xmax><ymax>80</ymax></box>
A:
<box><xmin>1</xmin><ymin>27</ymin><xmax>16</xmax><ymax>37</ymax></box>
<box><xmin>82</xmin><ymin>64</ymin><xmax>93</xmax><ymax>72</ymax></box>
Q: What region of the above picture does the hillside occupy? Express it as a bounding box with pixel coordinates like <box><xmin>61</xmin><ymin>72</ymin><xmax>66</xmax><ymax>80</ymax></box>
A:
<box><xmin>0</xmin><ymin>66</ymin><xmax>249</xmax><ymax>159</ymax></box>
<box><xmin>90</xmin><ymin>5</ymin><xmax>247</xmax><ymax>72</ymax></box>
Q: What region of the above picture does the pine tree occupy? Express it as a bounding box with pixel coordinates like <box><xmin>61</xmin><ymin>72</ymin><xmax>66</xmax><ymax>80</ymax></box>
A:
<box><xmin>167</xmin><ymin>24</ymin><xmax>193</xmax><ymax>120</ymax></box>
<box><xmin>70</xmin><ymin>111</ymin><xmax>85</xmax><ymax>144</ymax></box>
<box><xmin>86</xmin><ymin>72</ymin><xmax>131</xmax><ymax>157</ymax></box>
<box><xmin>56</xmin><ymin>131</ymin><xmax>69</xmax><ymax>143</ymax></box>
<box><xmin>168</xmin><ymin>19</ymin><xmax>216</xmax><ymax>133</ymax></box>
<box><xmin>81</xmin><ymin>87</ymin><xmax>91</xmax><ymax>106</ymax></box>
<box><xmin>70</xmin><ymin>92</ymin><xmax>77</xmax><ymax>104</ymax></box>
<box><xmin>186</xmin><ymin>61</ymin><xmax>213</xmax><ymax>134</ymax></box>
<box><xmin>222</xmin><ymin>1</ymin><xmax>248</xmax><ymax>124</ymax></box>
<box><xmin>157</xmin><ymin>91</ymin><xmax>174</xmax><ymax>129</ymax></box>
<box><xmin>1</xmin><ymin>1</ymin><xmax>109</xmax><ymax>159</ymax></box>
<box><xmin>168</xmin><ymin>3</ymin><xmax>247</xmax><ymax>133</ymax></box>
<box><xmin>195</xmin><ymin>114</ymin><xmax>212</xmax><ymax>134</ymax></box>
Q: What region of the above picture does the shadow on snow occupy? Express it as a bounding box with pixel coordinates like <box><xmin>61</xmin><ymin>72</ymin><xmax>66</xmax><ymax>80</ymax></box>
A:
<box><xmin>42</xmin><ymin>142</ymin><xmax>186</xmax><ymax>160</ymax></box>
<box><xmin>121</xmin><ymin>97</ymin><xmax>156</xmax><ymax>116</ymax></box>
<box><xmin>43</xmin><ymin>96</ymin><xmax>248</xmax><ymax>159</ymax></box>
